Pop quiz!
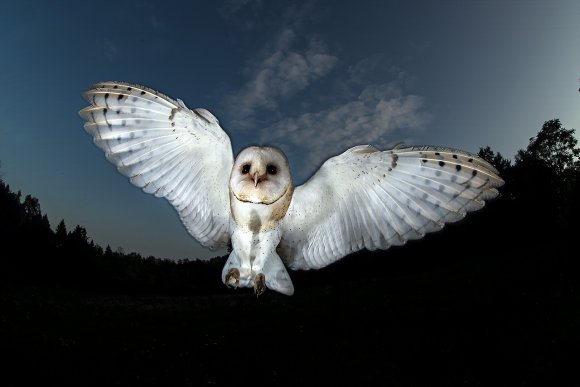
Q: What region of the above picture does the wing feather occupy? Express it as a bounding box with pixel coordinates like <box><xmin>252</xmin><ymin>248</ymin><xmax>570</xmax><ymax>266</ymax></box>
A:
<box><xmin>80</xmin><ymin>81</ymin><xmax>233</xmax><ymax>249</ymax></box>
<box><xmin>280</xmin><ymin>145</ymin><xmax>504</xmax><ymax>270</ymax></box>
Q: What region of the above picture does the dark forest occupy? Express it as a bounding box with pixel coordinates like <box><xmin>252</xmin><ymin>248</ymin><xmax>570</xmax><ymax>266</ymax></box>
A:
<box><xmin>1</xmin><ymin>119</ymin><xmax>578</xmax><ymax>386</ymax></box>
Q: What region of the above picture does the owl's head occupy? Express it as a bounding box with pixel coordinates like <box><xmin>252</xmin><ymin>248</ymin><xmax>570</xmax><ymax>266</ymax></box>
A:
<box><xmin>229</xmin><ymin>146</ymin><xmax>293</xmax><ymax>205</ymax></box>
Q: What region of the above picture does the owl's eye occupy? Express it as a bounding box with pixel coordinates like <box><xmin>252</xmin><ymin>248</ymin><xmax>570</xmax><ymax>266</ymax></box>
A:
<box><xmin>267</xmin><ymin>164</ymin><xmax>277</xmax><ymax>175</ymax></box>
<box><xmin>241</xmin><ymin>164</ymin><xmax>251</xmax><ymax>174</ymax></box>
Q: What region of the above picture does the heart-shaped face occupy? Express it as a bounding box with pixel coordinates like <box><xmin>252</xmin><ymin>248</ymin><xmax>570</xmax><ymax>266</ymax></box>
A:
<box><xmin>229</xmin><ymin>146</ymin><xmax>293</xmax><ymax>205</ymax></box>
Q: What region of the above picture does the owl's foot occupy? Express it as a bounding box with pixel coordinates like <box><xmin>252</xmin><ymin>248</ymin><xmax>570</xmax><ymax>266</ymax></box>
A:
<box><xmin>225</xmin><ymin>268</ymin><xmax>240</xmax><ymax>288</ymax></box>
<box><xmin>253</xmin><ymin>273</ymin><xmax>266</xmax><ymax>297</ymax></box>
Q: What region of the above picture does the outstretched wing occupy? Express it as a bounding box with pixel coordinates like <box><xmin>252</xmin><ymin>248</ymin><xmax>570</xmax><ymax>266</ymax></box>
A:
<box><xmin>79</xmin><ymin>81</ymin><xmax>233</xmax><ymax>249</ymax></box>
<box><xmin>279</xmin><ymin>145</ymin><xmax>504</xmax><ymax>270</ymax></box>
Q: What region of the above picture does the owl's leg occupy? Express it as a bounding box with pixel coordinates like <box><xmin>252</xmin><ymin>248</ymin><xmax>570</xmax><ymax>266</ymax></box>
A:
<box><xmin>225</xmin><ymin>268</ymin><xmax>240</xmax><ymax>288</ymax></box>
<box><xmin>221</xmin><ymin>250</ymin><xmax>252</xmax><ymax>288</ymax></box>
<box><xmin>253</xmin><ymin>273</ymin><xmax>266</xmax><ymax>296</ymax></box>
<box><xmin>251</xmin><ymin>253</ymin><xmax>294</xmax><ymax>296</ymax></box>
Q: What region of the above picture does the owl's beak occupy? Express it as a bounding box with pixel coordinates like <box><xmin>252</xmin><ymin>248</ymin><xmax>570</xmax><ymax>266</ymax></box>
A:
<box><xmin>253</xmin><ymin>172</ymin><xmax>260</xmax><ymax>187</ymax></box>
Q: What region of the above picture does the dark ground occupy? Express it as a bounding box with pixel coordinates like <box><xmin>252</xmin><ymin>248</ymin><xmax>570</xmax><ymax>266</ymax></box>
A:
<box><xmin>1</xmin><ymin>239</ymin><xmax>577</xmax><ymax>387</ymax></box>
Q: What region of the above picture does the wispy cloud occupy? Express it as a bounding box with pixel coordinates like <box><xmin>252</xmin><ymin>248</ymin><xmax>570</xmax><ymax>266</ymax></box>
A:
<box><xmin>149</xmin><ymin>15</ymin><xmax>160</xmax><ymax>30</ymax></box>
<box><xmin>221</xmin><ymin>4</ymin><xmax>430</xmax><ymax>181</ymax></box>
<box><xmin>99</xmin><ymin>39</ymin><xmax>118</xmax><ymax>62</ymax></box>
<box><xmin>225</xmin><ymin>28</ymin><xmax>338</xmax><ymax>128</ymax></box>
<box><xmin>219</xmin><ymin>0</ymin><xmax>262</xmax><ymax>18</ymax></box>
<box><xmin>218</xmin><ymin>0</ymin><xmax>265</xmax><ymax>30</ymax></box>
<box><xmin>264</xmin><ymin>81</ymin><xmax>429</xmax><ymax>176</ymax></box>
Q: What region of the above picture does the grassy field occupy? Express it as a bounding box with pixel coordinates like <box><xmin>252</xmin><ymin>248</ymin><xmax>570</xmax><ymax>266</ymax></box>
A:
<box><xmin>1</xmin><ymin>247</ymin><xmax>576</xmax><ymax>386</ymax></box>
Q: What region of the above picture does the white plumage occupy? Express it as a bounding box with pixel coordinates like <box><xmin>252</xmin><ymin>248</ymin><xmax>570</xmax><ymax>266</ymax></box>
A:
<box><xmin>280</xmin><ymin>144</ymin><xmax>502</xmax><ymax>270</ymax></box>
<box><xmin>79</xmin><ymin>82</ymin><xmax>233</xmax><ymax>249</ymax></box>
<box><xmin>80</xmin><ymin>81</ymin><xmax>504</xmax><ymax>296</ymax></box>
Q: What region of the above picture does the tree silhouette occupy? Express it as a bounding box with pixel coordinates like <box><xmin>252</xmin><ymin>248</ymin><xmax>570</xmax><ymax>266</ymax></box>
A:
<box><xmin>478</xmin><ymin>146</ymin><xmax>512</xmax><ymax>177</ymax></box>
<box><xmin>480</xmin><ymin>119</ymin><xmax>580</xmax><ymax>241</ymax></box>
<box><xmin>516</xmin><ymin>119</ymin><xmax>579</xmax><ymax>177</ymax></box>
<box><xmin>55</xmin><ymin>219</ymin><xmax>67</xmax><ymax>247</ymax></box>
<box><xmin>23</xmin><ymin>195</ymin><xmax>41</xmax><ymax>220</ymax></box>
<box><xmin>69</xmin><ymin>225</ymin><xmax>89</xmax><ymax>244</ymax></box>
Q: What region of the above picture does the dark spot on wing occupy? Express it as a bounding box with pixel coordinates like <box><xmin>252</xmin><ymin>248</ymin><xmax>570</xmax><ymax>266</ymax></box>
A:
<box><xmin>193</xmin><ymin>109</ymin><xmax>211</xmax><ymax>124</ymax></box>
<box><xmin>472</xmin><ymin>170</ymin><xmax>478</xmax><ymax>176</ymax></box>
<box><xmin>456</xmin><ymin>165</ymin><xmax>461</xmax><ymax>172</ymax></box>
<box><xmin>103</xmin><ymin>108</ymin><xmax>112</xmax><ymax>129</ymax></box>
<box><xmin>439</xmin><ymin>161</ymin><xmax>445</xmax><ymax>167</ymax></box>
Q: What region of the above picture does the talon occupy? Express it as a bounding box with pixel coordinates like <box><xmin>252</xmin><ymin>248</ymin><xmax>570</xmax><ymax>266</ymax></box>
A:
<box><xmin>254</xmin><ymin>273</ymin><xmax>266</xmax><ymax>297</ymax></box>
<box><xmin>226</xmin><ymin>268</ymin><xmax>240</xmax><ymax>288</ymax></box>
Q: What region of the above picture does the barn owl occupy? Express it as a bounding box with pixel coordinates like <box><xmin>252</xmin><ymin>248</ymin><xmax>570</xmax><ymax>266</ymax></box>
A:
<box><xmin>79</xmin><ymin>81</ymin><xmax>504</xmax><ymax>296</ymax></box>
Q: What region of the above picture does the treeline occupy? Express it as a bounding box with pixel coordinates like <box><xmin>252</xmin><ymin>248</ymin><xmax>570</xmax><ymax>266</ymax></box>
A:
<box><xmin>0</xmin><ymin>182</ymin><xmax>228</xmax><ymax>294</ymax></box>
<box><xmin>1</xmin><ymin>119</ymin><xmax>578</xmax><ymax>294</ymax></box>
<box><xmin>478</xmin><ymin>118</ymin><xmax>579</xmax><ymax>242</ymax></box>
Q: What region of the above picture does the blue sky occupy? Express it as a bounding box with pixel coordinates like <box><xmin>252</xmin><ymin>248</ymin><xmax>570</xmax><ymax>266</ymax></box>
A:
<box><xmin>0</xmin><ymin>0</ymin><xmax>578</xmax><ymax>260</ymax></box>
